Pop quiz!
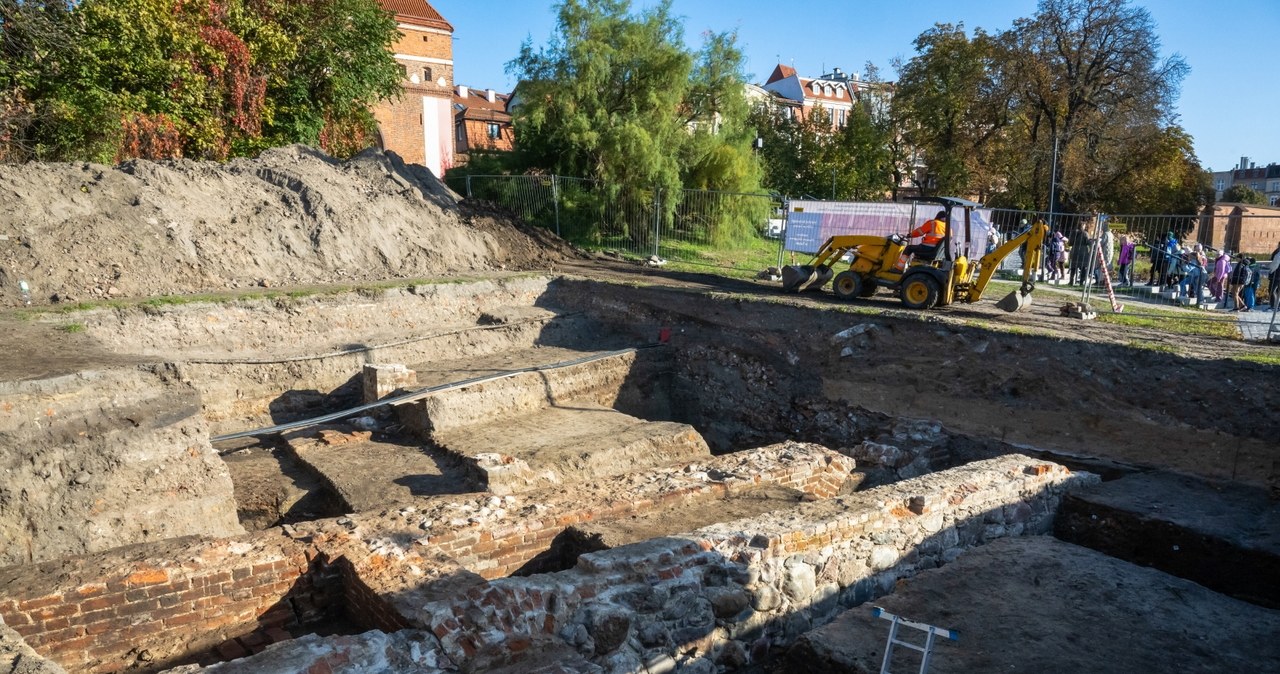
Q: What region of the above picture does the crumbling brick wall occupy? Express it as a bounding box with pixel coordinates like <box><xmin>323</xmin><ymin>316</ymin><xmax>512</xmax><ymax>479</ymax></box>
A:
<box><xmin>398</xmin><ymin>455</ymin><xmax>1096</xmax><ymax>672</ymax></box>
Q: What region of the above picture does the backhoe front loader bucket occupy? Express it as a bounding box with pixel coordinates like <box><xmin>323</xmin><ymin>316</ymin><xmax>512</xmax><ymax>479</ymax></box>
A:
<box><xmin>781</xmin><ymin>265</ymin><xmax>833</xmax><ymax>292</ymax></box>
<box><xmin>995</xmin><ymin>284</ymin><xmax>1034</xmax><ymax>312</ymax></box>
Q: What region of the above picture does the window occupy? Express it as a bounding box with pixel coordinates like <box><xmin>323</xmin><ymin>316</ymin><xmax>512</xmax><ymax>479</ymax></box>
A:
<box><xmin>487</xmin><ymin>123</ymin><xmax>501</xmax><ymax>139</ymax></box>
<box><xmin>838</xmin><ymin>110</ymin><xmax>846</xmax><ymax>126</ymax></box>
<box><xmin>399</xmin><ymin>64</ymin><xmax>408</xmax><ymax>79</ymax></box>
<box><xmin>1272</xmin><ymin>195</ymin><xmax>1279</xmax><ymax>206</ymax></box>
<box><xmin>457</xmin><ymin>124</ymin><xmax>465</xmax><ymax>142</ymax></box>
<box><xmin>836</xmin><ymin>87</ymin><xmax>844</xmax><ymax>99</ymax></box>
<box><xmin>1270</xmin><ymin>181</ymin><xmax>1280</xmax><ymax>192</ymax></box>
<box><xmin>1215</xmin><ymin>179</ymin><xmax>1225</xmax><ymax>191</ymax></box>
<box><xmin>1251</xmin><ymin>182</ymin><xmax>1261</xmax><ymax>190</ymax></box>
<box><xmin>424</xmin><ymin>67</ymin><xmax>433</xmax><ymax>83</ymax></box>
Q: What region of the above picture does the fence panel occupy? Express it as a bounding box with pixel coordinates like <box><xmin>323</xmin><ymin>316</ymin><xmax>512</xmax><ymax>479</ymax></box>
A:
<box><xmin>659</xmin><ymin>189</ymin><xmax>782</xmax><ymax>273</ymax></box>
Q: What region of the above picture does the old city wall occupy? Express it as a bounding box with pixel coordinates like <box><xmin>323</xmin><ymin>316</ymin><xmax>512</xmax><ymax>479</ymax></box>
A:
<box><xmin>0</xmin><ymin>443</ymin><xmax>852</xmax><ymax>673</ymax></box>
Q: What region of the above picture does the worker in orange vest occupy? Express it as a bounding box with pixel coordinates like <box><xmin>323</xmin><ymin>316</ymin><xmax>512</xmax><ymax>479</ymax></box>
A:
<box><xmin>902</xmin><ymin>210</ymin><xmax>948</xmax><ymax>265</ymax></box>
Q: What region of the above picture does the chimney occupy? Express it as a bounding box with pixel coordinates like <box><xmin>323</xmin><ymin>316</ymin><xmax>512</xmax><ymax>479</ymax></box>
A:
<box><xmin>486</xmin><ymin>89</ymin><xmax>496</xmax><ymax>103</ymax></box>
<box><xmin>1251</xmin><ymin>162</ymin><xmax>1256</xmax><ymax>169</ymax></box>
<box><xmin>1240</xmin><ymin>156</ymin><xmax>1249</xmax><ymax>170</ymax></box>
<box><xmin>458</xmin><ymin>85</ymin><xmax>469</xmax><ymax>98</ymax></box>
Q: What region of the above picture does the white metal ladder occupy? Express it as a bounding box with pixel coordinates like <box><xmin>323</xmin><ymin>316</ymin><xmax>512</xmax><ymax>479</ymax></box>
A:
<box><xmin>873</xmin><ymin>606</ymin><xmax>958</xmax><ymax>674</ymax></box>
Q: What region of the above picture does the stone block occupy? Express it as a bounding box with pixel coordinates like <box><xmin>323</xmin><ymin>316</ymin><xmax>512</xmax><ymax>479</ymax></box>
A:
<box><xmin>361</xmin><ymin>363</ymin><xmax>417</xmax><ymax>403</ymax></box>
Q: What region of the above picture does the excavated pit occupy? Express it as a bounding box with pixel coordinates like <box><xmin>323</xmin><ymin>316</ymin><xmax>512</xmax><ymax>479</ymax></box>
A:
<box><xmin>1</xmin><ymin>275</ymin><xmax>1277</xmax><ymax>674</ymax></box>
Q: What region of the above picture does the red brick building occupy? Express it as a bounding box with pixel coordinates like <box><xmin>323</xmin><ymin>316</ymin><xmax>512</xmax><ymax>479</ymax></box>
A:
<box><xmin>372</xmin><ymin>0</ymin><xmax>455</xmax><ymax>178</ymax></box>
<box><xmin>1191</xmin><ymin>203</ymin><xmax>1280</xmax><ymax>254</ymax></box>
<box><xmin>452</xmin><ymin>85</ymin><xmax>514</xmax><ymax>165</ymax></box>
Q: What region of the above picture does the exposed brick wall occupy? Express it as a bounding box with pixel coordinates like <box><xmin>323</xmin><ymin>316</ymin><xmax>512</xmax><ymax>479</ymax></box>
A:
<box><xmin>373</xmin><ymin>95</ymin><xmax>428</xmax><ymax>167</ymax></box>
<box><xmin>459</xmin><ymin>119</ymin><xmax>514</xmax><ymax>154</ymax></box>
<box><xmin>373</xmin><ymin>22</ymin><xmax>454</xmax><ymax>175</ymax></box>
<box><xmin>398</xmin><ymin>455</ymin><xmax>1097</xmax><ymax>672</ymax></box>
<box><xmin>200</xmin><ymin>454</ymin><xmax>1097</xmax><ymax>673</ymax></box>
<box><xmin>0</xmin><ymin>443</ymin><xmax>852</xmax><ymax>672</ymax></box>
<box><xmin>0</xmin><ymin>533</ymin><xmax>345</xmax><ymax>673</ymax></box>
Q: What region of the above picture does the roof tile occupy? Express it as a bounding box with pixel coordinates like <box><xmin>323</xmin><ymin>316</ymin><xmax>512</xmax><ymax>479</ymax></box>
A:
<box><xmin>377</xmin><ymin>0</ymin><xmax>453</xmax><ymax>31</ymax></box>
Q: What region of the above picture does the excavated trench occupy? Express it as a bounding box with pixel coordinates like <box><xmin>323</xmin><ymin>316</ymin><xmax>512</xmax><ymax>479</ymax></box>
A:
<box><xmin>1</xmin><ymin>275</ymin><xmax>1276</xmax><ymax>673</ymax></box>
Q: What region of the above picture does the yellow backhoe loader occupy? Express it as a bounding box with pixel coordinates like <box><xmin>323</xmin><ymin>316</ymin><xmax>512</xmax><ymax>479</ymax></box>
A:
<box><xmin>780</xmin><ymin>197</ymin><xmax>1047</xmax><ymax>312</ymax></box>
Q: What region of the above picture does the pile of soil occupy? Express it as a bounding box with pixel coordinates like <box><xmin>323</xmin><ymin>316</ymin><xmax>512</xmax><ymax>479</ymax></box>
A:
<box><xmin>0</xmin><ymin>145</ymin><xmax>570</xmax><ymax>305</ymax></box>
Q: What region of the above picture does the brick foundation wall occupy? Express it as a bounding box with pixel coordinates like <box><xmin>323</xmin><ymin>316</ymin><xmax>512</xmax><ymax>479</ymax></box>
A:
<box><xmin>398</xmin><ymin>455</ymin><xmax>1096</xmax><ymax>672</ymax></box>
<box><xmin>0</xmin><ymin>442</ymin><xmax>851</xmax><ymax>672</ymax></box>
<box><xmin>0</xmin><ymin>533</ymin><xmax>345</xmax><ymax>673</ymax></box>
<box><xmin>184</xmin><ymin>454</ymin><xmax>1096</xmax><ymax>674</ymax></box>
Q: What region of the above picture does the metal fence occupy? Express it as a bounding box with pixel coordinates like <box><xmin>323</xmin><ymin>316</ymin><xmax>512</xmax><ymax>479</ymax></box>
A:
<box><xmin>448</xmin><ymin>175</ymin><xmax>1278</xmax><ymax>340</ymax></box>
<box><xmin>449</xmin><ymin>174</ymin><xmax>784</xmax><ymax>274</ymax></box>
<box><xmin>982</xmin><ymin>210</ymin><xmax>1278</xmax><ymax>319</ymax></box>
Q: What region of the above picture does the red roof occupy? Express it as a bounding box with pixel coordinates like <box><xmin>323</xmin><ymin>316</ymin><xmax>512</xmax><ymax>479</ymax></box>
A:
<box><xmin>377</xmin><ymin>0</ymin><xmax>453</xmax><ymax>31</ymax></box>
<box><xmin>767</xmin><ymin>64</ymin><xmax>797</xmax><ymax>84</ymax></box>
<box><xmin>799</xmin><ymin>78</ymin><xmax>853</xmax><ymax>104</ymax></box>
<box><xmin>454</xmin><ymin>87</ymin><xmax>511</xmax><ymax>121</ymax></box>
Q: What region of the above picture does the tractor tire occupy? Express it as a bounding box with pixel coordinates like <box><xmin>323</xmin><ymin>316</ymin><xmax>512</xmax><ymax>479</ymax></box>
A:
<box><xmin>832</xmin><ymin>271</ymin><xmax>863</xmax><ymax>301</ymax></box>
<box><xmin>900</xmin><ymin>274</ymin><xmax>941</xmax><ymax>310</ymax></box>
<box><xmin>858</xmin><ymin>282</ymin><xmax>878</xmax><ymax>298</ymax></box>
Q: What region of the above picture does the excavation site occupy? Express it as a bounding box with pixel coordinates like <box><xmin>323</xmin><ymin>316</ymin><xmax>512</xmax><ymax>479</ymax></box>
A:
<box><xmin>1</xmin><ymin>151</ymin><xmax>1277</xmax><ymax>674</ymax></box>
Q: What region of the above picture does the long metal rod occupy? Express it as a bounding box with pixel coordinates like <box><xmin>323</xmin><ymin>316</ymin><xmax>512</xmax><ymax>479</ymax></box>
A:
<box><xmin>211</xmin><ymin>345</ymin><xmax>657</xmax><ymax>446</ymax></box>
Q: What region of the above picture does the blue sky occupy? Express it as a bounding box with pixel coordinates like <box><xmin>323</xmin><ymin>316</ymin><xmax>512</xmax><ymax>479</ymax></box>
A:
<box><xmin>431</xmin><ymin>0</ymin><xmax>1279</xmax><ymax>172</ymax></box>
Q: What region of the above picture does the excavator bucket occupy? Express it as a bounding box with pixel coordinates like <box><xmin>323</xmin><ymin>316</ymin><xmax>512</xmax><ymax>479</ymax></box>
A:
<box><xmin>781</xmin><ymin>265</ymin><xmax>833</xmax><ymax>292</ymax></box>
<box><xmin>995</xmin><ymin>286</ymin><xmax>1034</xmax><ymax>312</ymax></box>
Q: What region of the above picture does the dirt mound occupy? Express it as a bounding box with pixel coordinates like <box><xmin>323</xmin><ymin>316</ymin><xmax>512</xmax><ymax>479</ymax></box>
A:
<box><xmin>0</xmin><ymin>146</ymin><xmax>569</xmax><ymax>305</ymax></box>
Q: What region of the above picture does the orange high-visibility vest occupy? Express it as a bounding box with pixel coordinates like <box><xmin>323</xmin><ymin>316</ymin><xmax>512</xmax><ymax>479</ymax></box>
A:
<box><xmin>910</xmin><ymin>218</ymin><xmax>947</xmax><ymax>245</ymax></box>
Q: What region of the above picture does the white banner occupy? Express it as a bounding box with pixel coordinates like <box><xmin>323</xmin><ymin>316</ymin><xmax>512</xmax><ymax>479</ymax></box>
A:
<box><xmin>784</xmin><ymin>200</ymin><xmax>993</xmax><ymax>260</ymax></box>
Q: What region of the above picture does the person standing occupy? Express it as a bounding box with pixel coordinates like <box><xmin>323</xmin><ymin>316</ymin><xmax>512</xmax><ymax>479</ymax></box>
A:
<box><xmin>1229</xmin><ymin>255</ymin><xmax>1253</xmax><ymax>312</ymax></box>
<box><xmin>1209</xmin><ymin>249</ymin><xmax>1231</xmax><ymax>303</ymax></box>
<box><xmin>1117</xmin><ymin>234</ymin><xmax>1136</xmax><ymax>286</ymax></box>
<box><xmin>1067</xmin><ymin>220</ymin><xmax>1091</xmax><ymax>286</ymax></box>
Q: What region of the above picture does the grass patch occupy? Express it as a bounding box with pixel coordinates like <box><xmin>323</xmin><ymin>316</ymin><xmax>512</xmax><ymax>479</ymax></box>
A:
<box><xmin>57</xmin><ymin>323</ymin><xmax>85</xmax><ymax>333</ymax></box>
<box><xmin>1232</xmin><ymin>351</ymin><xmax>1280</xmax><ymax>366</ymax></box>
<box><xmin>1093</xmin><ymin>304</ymin><xmax>1241</xmax><ymax>340</ymax></box>
<box><xmin>1126</xmin><ymin>339</ymin><xmax>1179</xmax><ymax>354</ymax></box>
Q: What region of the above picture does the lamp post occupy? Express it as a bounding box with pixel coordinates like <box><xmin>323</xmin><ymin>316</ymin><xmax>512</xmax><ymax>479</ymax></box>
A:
<box><xmin>1048</xmin><ymin>132</ymin><xmax>1060</xmax><ymax>226</ymax></box>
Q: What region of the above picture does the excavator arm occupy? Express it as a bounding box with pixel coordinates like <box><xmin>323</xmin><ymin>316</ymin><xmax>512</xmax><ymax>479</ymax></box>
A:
<box><xmin>781</xmin><ymin>234</ymin><xmax>897</xmax><ymax>292</ymax></box>
<box><xmin>966</xmin><ymin>221</ymin><xmax>1048</xmax><ymax>309</ymax></box>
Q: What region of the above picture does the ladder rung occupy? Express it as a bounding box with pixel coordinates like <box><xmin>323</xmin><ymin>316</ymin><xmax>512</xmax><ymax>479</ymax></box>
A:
<box><xmin>889</xmin><ymin>639</ymin><xmax>928</xmax><ymax>653</ymax></box>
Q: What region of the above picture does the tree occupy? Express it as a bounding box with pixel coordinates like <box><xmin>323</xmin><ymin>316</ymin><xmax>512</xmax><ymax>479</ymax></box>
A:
<box><xmin>0</xmin><ymin>0</ymin><xmax>401</xmax><ymax>162</ymax></box>
<box><xmin>893</xmin><ymin>23</ymin><xmax>1007</xmax><ymax>199</ymax></box>
<box><xmin>1221</xmin><ymin>184</ymin><xmax>1267</xmax><ymax>206</ymax></box>
<box><xmin>995</xmin><ymin>0</ymin><xmax>1190</xmax><ymax>212</ymax></box>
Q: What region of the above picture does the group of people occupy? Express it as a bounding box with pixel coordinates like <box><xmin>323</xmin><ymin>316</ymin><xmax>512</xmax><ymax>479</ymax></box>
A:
<box><xmin>1033</xmin><ymin>220</ymin><xmax>1279</xmax><ymax>313</ymax></box>
<box><xmin>1040</xmin><ymin>216</ymin><xmax>1112</xmax><ymax>286</ymax></box>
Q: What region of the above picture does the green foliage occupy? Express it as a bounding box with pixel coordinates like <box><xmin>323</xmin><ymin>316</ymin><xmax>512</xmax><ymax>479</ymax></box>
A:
<box><xmin>749</xmin><ymin>99</ymin><xmax>892</xmax><ymax>200</ymax></box>
<box><xmin>1221</xmin><ymin>184</ymin><xmax>1267</xmax><ymax>206</ymax></box>
<box><xmin>0</xmin><ymin>0</ymin><xmax>400</xmax><ymax>162</ymax></box>
<box><xmin>893</xmin><ymin>23</ymin><xmax>1006</xmax><ymax>200</ymax></box>
<box><xmin>505</xmin><ymin>0</ymin><xmax>765</xmax><ymax>247</ymax></box>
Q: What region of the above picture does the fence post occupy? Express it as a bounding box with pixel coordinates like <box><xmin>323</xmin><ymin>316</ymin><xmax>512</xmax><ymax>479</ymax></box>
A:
<box><xmin>466</xmin><ymin>175</ymin><xmax>473</xmax><ymax>199</ymax></box>
<box><xmin>777</xmin><ymin>197</ymin><xmax>789</xmax><ymax>269</ymax></box>
<box><xmin>653</xmin><ymin>188</ymin><xmax>662</xmax><ymax>258</ymax></box>
<box><xmin>551</xmin><ymin>175</ymin><xmax>561</xmax><ymax>238</ymax></box>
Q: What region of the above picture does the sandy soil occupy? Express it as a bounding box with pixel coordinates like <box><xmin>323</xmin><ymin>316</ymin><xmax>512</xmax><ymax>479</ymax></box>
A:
<box><xmin>0</xmin><ymin>146</ymin><xmax>570</xmax><ymax>306</ymax></box>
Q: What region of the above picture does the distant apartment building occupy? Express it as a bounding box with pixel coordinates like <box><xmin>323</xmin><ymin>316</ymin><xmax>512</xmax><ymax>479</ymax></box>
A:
<box><xmin>452</xmin><ymin>86</ymin><xmax>514</xmax><ymax>165</ymax></box>
<box><xmin>1214</xmin><ymin>156</ymin><xmax>1280</xmax><ymax>206</ymax></box>
<box><xmin>761</xmin><ymin>64</ymin><xmax>859</xmax><ymax>128</ymax></box>
<box><xmin>371</xmin><ymin>0</ymin><xmax>455</xmax><ymax>178</ymax></box>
